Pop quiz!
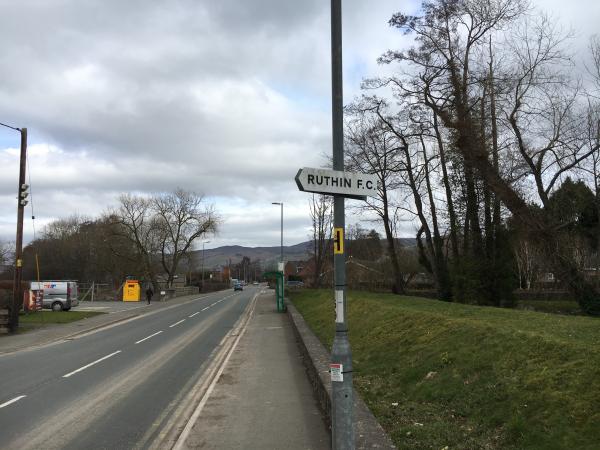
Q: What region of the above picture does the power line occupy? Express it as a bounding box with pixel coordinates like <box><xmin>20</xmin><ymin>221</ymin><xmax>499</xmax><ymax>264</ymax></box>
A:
<box><xmin>26</xmin><ymin>147</ymin><xmax>36</xmax><ymax>238</ymax></box>
<box><xmin>0</xmin><ymin>121</ymin><xmax>21</xmax><ymax>132</ymax></box>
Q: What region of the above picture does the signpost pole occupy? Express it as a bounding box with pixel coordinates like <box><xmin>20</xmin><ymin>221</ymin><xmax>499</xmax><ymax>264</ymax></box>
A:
<box><xmin>331</xmin><ymin>0</ymin><xmax>354</xmax><ymax>448</ymax></box>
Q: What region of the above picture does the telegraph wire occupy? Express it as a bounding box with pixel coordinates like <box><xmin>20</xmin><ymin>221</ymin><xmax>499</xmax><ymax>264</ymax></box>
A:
<box><xmin>0</xmin><ymin>121</ymin><xmax>21</xmax><ymax>132</ymax></box>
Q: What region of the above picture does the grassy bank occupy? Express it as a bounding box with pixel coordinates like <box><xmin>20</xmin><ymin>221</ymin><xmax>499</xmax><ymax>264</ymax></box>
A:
<box><xmin>290</xmin><ymin>289</ymin><xmax>600</xmax><ymax>449</ymax></box>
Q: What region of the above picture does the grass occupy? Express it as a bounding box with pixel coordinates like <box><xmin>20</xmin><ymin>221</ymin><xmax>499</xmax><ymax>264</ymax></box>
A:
<box><xmin>290</xmin><ymin>289</ymin><xmax>600</xmax><ymax>450</ymax></box>
<box><xmin>516</xmin><ymin>299</ymin><xmax>583</xmax><ymax>315</ymax></box>
<box><xmin>17</xmin><ymin>310</ymin><xmax>105</xmax><ymax>330</ymax></box>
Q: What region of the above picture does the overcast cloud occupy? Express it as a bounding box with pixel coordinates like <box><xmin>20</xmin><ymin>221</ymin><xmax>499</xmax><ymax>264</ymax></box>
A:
<box><xmin>0</xmin><ymin>0</ymin><xmax>598</xmax><ymax>251</ymax></box>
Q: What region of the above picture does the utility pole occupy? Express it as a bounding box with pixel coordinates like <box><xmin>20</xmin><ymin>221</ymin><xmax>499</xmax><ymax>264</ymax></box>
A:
<box><xmin>11</xmin><ymin>127</ymin><xmax>27</xmax><ymax>332</ymax></box>
<box><xmin>330</xmin><ymin>0</ymin><xmax>354</xmax><ymax>448</ymax></box>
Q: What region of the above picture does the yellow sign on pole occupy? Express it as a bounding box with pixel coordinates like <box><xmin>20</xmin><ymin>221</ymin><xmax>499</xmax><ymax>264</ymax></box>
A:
<box><xmin>334</xmin><ymin>227</ymin><xmax>344</xmax><ymax>254</ymax></box>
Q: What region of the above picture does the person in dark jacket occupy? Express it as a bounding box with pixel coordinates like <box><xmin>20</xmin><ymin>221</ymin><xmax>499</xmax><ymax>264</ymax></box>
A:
<box><xmin>145</xmin><ymin>287</ymin><xmax>154</xmax><ymax>304</ymax></box>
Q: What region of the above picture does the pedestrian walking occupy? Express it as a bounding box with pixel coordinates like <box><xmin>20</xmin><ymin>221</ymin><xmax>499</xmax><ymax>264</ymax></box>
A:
<box><xmin>146</xmin><ymin>286</ymin><xmax>154</xmax><ymax>305</ymax></box>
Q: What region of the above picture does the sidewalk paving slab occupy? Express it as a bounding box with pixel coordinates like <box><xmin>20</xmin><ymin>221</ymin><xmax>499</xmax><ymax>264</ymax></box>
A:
<box><xmin>180</xmin><ymin>290</ymin><xmax>330</xmax><ymax>450</ymax></box>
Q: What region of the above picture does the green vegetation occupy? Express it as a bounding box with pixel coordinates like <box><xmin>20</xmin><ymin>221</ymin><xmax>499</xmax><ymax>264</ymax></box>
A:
<box><xmin>17</xmin><ymin>310</ymin><xmax>105</xmax><ymax>330</ymax></box>
<box><xmin>291</xmin><ymin>289</ymin><xmax>600</xmax><ymax>449</ymax></box>
<box><xmin>516</xmin><ymin>299</ymin><xmax>583</xmax><ymax>315</ymax></box>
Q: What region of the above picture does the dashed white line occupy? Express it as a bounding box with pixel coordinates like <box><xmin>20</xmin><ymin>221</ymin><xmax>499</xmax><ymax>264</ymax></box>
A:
<box><xmin>201</xmin><ymin>307</ymin><xmax>210</xmax><ymax>311</ymax></box>
<box><xmin>0</xmin><ymin>395</ymin><xmax>26</xmax><ymax>409</ymax></box>
<box><xmin>63</xmin><ymin>350</ymin><xmax>122</xmax><ymax>378</ymax></box>
<box><xmin>135</xmin><ymin>330</ymin><xmax>163</xmax><ymax>344</ymax></box>
<box><xmin>189</xmin><ymin>312</ymin><xmax>200</xmax><ymax>317</ymax></box>
<box><xmin>169</xmin><ymin>319</ymin><xmax>185</xmax><ymax>328</ymax></box>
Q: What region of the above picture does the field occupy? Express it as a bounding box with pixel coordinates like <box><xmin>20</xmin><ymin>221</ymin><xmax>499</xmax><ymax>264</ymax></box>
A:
<box><xmin>290</xmin><ymin>289</ymin><xmax>600</xmax><ymax>449</ymax></box>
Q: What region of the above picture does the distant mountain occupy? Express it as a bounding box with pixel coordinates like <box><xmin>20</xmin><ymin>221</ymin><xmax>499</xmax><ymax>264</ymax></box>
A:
<box><xmin>188</xmin><ymin>237</ymin><xmax>416</xmax><ymax>271</ymax></box>
<box><xmin>188</xmin><ymin>241</ymin><xmax>313</xmax><ymax>270</ymax></box>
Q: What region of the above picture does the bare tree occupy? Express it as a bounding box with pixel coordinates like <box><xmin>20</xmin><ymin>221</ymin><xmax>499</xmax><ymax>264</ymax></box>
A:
<box><xmin>0</xmin><ymin>240</ymin><xmax>12</xmax><ymax>268</ymax></box>
<box><xmin>152</xmin><ymin>189</ymin><xmax>218</xmax><ymax>288</ymax></box>
<box><xmin>345</xmin><ymin>102</ymin><xmax>407</xmax><ymax>294</ymax></box>
<box><xmin>378</xmin><ymin>0</ymin><xmax>600</xmax><ymax>313</ymax></box>
<box><xmin>113</xmin><ymin>194</ymin><xmax>162</xmax><ymax>289</ymax></box>
<box><xmin>308</xmin><ymin>194</ymin><xmax>332</xmax><ymax>288</ymax></box>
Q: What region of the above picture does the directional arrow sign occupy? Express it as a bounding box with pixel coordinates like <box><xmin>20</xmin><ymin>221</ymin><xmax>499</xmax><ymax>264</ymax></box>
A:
<box><xmin>295</xmin><ymin>167</ymin><xmax>378</xmax><ymax>200</ymax></box>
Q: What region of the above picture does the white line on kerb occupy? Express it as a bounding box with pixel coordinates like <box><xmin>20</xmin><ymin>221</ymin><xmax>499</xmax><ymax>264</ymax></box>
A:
<box><xmin>63</xmin><ymin>350</ymin><xmax>122</xmax><ymax>378</ymax></box>
<box><xmin>135</xmin><ymin>330</ymin><xmax>163</xmax><ymax>344</ymax></box>
<box><xmin>169</xmin><ymin>319</ymin><xmax>185</xmax><ymax>328</ymax></box>
<box><xmin>0</xmin><ymin>395</ymin><xmax>26</xmax><ymax>409</ymax></box>
<box><xmin>189</xmin><ymin>312</ymin><xmax>200</xmax><ymax>318</ymax></box>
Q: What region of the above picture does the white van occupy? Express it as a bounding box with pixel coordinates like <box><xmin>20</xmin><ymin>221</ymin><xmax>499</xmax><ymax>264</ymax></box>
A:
<box><xmin>30</xmin><ymin>281</ymin><xmax>79</xmax><ymax>311</ymax></box>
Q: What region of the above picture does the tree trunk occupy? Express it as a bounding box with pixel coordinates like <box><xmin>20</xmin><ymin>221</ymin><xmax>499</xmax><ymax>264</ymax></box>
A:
<box><xmin>433</xmin><ymin>113</ymin><xmax>459</xmax><ymax>261</ymax></box>
<box><xmin>420</xmin><ymin>135</ymin><xmax>453</xmax><ymax>301</ymax></box>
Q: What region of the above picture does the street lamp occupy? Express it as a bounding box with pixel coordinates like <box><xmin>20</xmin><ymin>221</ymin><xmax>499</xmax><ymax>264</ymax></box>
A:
<box><xmin>272</xmin><ymin>202</ymin><xmax>283</xmax><ymax>269</ymax></box>
<box><xmin>201</xmin><ymin>240</ymin><xmax>210</xmax><ymax>291</ymax></box>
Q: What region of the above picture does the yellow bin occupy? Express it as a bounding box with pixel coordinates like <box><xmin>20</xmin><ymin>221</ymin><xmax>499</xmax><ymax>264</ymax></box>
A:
<box><xmin>123</xmin><ymin>280</ymin><xmax>140</xmax><ymax>302</ymax></box>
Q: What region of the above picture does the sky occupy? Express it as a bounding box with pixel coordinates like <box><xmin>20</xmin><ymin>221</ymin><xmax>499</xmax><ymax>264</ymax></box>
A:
<box><xmin>0</xmin><ymin>0</ymin><xmax>598</xmax><ymax>252</ymax></box>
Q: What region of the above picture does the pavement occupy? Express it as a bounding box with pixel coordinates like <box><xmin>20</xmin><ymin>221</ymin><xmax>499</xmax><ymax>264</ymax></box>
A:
<box><xmin>176</xmin><ymin>289</ymin><xmax>330</xmax><ymax>450</ymax></box>
<box><xmin>0</xmin><ymin>287</ymin><xmax>332</xmax><ymax>449</ymax></box>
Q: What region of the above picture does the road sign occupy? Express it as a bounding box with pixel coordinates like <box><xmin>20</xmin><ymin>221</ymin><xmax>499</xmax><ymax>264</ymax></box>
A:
<box><xmin>295</xmin><ymin>167</ymin><xmax>377</xmax><ymax>200</ymax></box>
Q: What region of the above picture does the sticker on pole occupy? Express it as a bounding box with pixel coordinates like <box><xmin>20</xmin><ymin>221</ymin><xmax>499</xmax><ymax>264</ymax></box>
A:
<box><xmin>330</xmin><ymin>363</ymin><xmax>343</xmax><ymax>382</ymax></box>
<box><xmin>334</xmin><ymin>228</ymin><xmax>344</xmax><ymax>254</ymax></box>
<box><xmin>335</xmin><ymin>289</ymin><xmax>344</xmax><ymax>323</ymax></box>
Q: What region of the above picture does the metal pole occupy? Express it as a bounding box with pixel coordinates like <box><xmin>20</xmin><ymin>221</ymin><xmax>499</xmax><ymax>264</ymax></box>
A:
<box><xmin>201</xmin><ymin>241</ymin><xmax>206</xmax><ymax>291</ymax></box>
<box><xmin>330</xmin><ymin>1</ymin><xmax>354</xmax><ymax>448</ymax></box>
<box><xmin>280</xmin><ymin>202</ymin><xmax>283</xmax><ymax>265</ymax></box>
<box><xmin>11</xmin><ymin>127</ymin><xmax>27</xmax><ymax>332</ymax></box>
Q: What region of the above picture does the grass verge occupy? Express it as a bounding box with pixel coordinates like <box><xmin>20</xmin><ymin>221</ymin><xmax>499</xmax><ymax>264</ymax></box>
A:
<box><xmin>17</xmin><ymin>310</ymin><xmax>105</xmax><ymax>330</ymax></box>
<box><xmin>290</xmin><ymin>289</ymin><xmax>600</xmax><ymax>450</ymax></box>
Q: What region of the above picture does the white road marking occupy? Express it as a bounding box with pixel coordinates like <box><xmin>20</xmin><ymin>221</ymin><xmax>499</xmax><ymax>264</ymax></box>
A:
<box><xmin>189</xmin><ymin>312</ymin><xmax>200</xmax><ymax>317</ymax></box>
<box><xmin>0</xmin><ymin>395</ymin><xmax>26</xmax><ymax>409</ymax></box>
<box><xmin>135</xmin><ymin>331</ymin><xmax>163</xmax><ymax>344</ymax></box>
<box><xmin>63</xmin><ymin>350</ymin><xmax>122</xmax><ymax>378</ymax></box>
<box><xmin>194</xmin><ymin>293</ymin><xmax>234</xmax><ymax>314</ymax></box>
<box><xmin>169</xmin><ymin>319</ymin><xmax>185</xmax><ymax>328</ymax></box>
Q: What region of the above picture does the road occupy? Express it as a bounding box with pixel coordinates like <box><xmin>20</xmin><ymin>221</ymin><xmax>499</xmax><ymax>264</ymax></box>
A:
<box><xmin>0</xmin><ymin>286</ymin><xmax>257</xmax><ymax>450</ymax></box>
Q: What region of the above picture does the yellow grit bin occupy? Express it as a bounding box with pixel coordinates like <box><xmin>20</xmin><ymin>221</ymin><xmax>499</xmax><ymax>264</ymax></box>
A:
<box><xmin>123</xmin><ymin>279</ymin><xmax>141</xmax><ymax>301</ymax></box>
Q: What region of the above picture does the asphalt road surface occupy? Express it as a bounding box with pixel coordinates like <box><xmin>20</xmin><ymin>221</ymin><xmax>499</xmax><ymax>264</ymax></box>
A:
<box><xmin>0</xmin><ymin>287</ymin><xmax>257</xmax><ymax>450</ymax></box>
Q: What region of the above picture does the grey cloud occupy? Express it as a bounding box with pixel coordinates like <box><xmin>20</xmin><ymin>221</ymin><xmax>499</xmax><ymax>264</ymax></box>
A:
<box><xmin>1</xmin><ymin>0</ymin><xmax>597</xmax><ymax>248</ymax></box>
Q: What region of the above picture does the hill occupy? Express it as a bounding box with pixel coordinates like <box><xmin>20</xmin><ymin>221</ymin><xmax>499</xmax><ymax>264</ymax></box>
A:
<box><xmin>188</xmin><ymin>241</ymin><xmax>313</xmax><ymax>270</ymax></box>
<box><xmin>188</xmin><ymin>237</ymin><xmax>416</xmax><ymax>271</ymax></box>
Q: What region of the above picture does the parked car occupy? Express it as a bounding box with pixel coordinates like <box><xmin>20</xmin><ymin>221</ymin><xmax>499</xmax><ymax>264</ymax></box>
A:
<box><xmin>253</xmin><ymin>281</ymin><xmax>259</xmax><ymax>286</ymax></box>
<box><xmin>286</xmin><ymin>281</ymin><xmax>304</xmax><ymax>288</ymax></box>
<box><xmin>30</xmin><ymin>280</ymin><xmax>79</xmax><ymax>311</ymax></box>
<box><xmin>233</xmin><ymin>282</ymin><xmax>243</xmax><ymax>291</ymax></box>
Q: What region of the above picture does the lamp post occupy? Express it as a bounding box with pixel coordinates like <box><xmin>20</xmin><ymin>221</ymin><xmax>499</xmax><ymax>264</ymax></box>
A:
<box><xmin>272</xmin><ymin>202</ymin><xmax>285</xmax><ymax>312</ymax></box>
<box><xmin>271</xmin><ymin>202</ymin><xmax>283</xmax><ymax>267</ymax></box>
<box><xmin>330</xmin><ymin>1</ymin><xmax>354</xmax><ymax>447</ymax></box>
<box><xmin>201</xmin><ymin>240</ymin><xmax>210</xmax><ymax>291</ymax></box>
